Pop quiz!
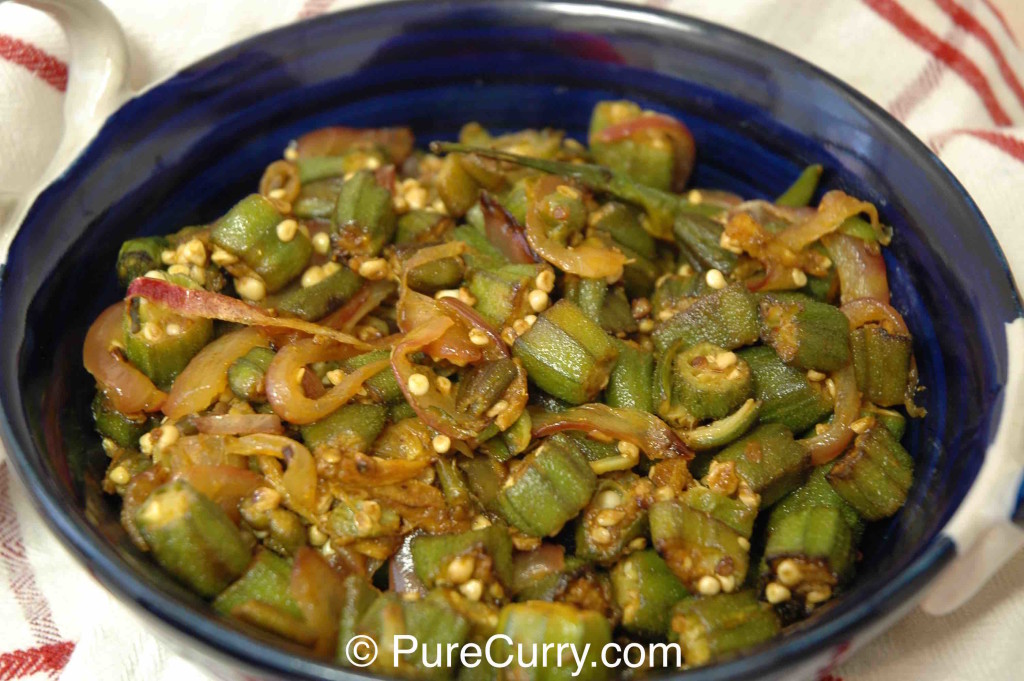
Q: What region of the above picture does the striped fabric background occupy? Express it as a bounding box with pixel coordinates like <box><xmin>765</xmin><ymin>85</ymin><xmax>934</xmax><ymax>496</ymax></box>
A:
<box><xmin>1</xmin><ymin>1</ymin><xmax>1022</xmax><ymax>679</ymax></box>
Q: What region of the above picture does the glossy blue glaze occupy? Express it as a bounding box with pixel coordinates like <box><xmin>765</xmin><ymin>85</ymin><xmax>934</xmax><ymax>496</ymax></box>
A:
<box><xmin>0</xmin><ymin>1</ymin><xmax>1020</xmax><ymax>679</ymax></box>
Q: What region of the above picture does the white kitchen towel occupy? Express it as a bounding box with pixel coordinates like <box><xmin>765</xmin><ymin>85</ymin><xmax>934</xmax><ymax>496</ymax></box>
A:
<box><xmin>1</xmin><ymin>1</ymin><xmax>1023</xmax><ymax>680</ymax></box>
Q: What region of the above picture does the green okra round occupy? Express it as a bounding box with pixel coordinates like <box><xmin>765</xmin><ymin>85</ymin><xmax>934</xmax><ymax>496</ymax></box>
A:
<box><xmin>850</xmin><ymin>325</ymin><xmax>913</xmax><ymax>407</ymax></box>
<box><xmin>669</xmin><ymin>590</ymin><xmax>780</xmax><ymax>667</ymax></box>
<box><xmin>117</xmin><ymin>236</ymin><xmax>169</xmax><ymax>287</ymax></box>
<box><xmin>661</xmin><ymin>341</ymin><xmax>753</xmax><ymax>423</ymax></box>
<box><xmin>333</xmin><ymin>170</ymin><xmax>397</xmax><ymax>257</ymax></box>
<box><xmin>758</xmin><ymin>293</ymin><xmax>851</xmax><ymax>372</ymax></box>
<box><xmin>826</xmin><ymin>423</ymin><xmax>914</xmax><ymax>520</ymax></box>
<box><xmin>611</xmin><ymin>549</ymin><xmax>690</xmax><ymax>637</ymax></box>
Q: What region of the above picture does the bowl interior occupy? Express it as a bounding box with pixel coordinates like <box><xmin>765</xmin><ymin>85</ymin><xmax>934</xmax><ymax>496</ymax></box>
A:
<box><xmin>1</xmin><ymin>1</ymin><xmax>1020</xmax><ymax>679</ymax></box>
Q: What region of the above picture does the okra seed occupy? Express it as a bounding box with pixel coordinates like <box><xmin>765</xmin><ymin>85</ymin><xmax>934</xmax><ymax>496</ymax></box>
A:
<box><xmin>326</xmin><ymin>369</ymin><xmax>346</xmax><ymax>386</ymax></box>
<box><xmin>677</xmin><ymin>264</ymin><xmax>694</xmax><ymax>277</ymax></box>
<box><xmin>295</xmin><ymin>368</ymin><xmax>307</xmax><ymax>384</ymax></box>
<box><xmin>791</xmin><ymin>269</ymin><xmax>808</xmax><ymax>287</ymax></box>
<box><xmin>806</xmin><ymin>369</ymin><xmax>827</xmax><ymax>382</ymax></box>
<box><xmin>654</xmin><ymin>485</ymin><xmax>675</xmax><ymax>502</ymax></box>
<box><xmin>267</xmin><ymin>188</ymin><xmax>287</xmax><ymax>200</ymax></box>
<box><xmin>617</xmin><ymin>441</ymin><xmax>640</xmax><ymax>459</ymax></box>
<box><xmin>458</xmin><ymin>287</ymin><xmax>477</xmax><ymax>306</ymax></box>
<box><xmin>365</xmin><ymin>157</ymin><xmax>381</xmax><ymax>170</ymax></box>
<box><xmin>322</xmin><ymin>261</ymin><xmax>341</xmax><ymax>276</ymax></box>
<box><xmin>460</xmin><ymin>579</ymin><xmax>484</xmax><ymax>602</ymax></box>
<box><xmin>446</xmin><ymin>555</ymin><xmax>476</xmax><ymax>584</ymax></box>
<box><xmin>435</xmin><ymin>289</ymin><xmax>460</xmax><ymax>300</ymax></box>
<box><xmin>850</xmin><ymin>417</ymin><xmax>872</xmax><ymax>434</ymax></box>
<box><xmin>595</xmin><ymin>489</ymin><xmax>623</xmax><ymax>509</ymax></box>
<box><xmin>432</xmin><ymin>199</ymin><xmax>449</xmax><ymax>215</ymax></box>
<box><xmin>727</xmin><ymin>368</ymin><xmax>742</xmax><ymax>380</ymax></box>
<box><xmin>472</xmin><ymin>515</ymin><xmax>492</xmax><ymax>530</ymax></box>
<box><xmin>165</xmin><ymin>323</ymin><xmax>182</xmax><ymax>337</ymax></box>
<box><xmin>657</xmin><ymin>309</ymin><xmax>675</xmax><ymax>321</ymax></box>
<box><xmin>301</xmin><ymin>265</ymin><xmax>325</xmax><ymax>288</ymax></box>
<box><xmin>687</xmin><ymin>189</ymin><xmax>703</xmax><ymax>205</ymax></box>
<box><xmin>776</xmin><ymin>559</ymin><xmax>803</xmax><ymax>587</ymax></box>
<box><xmin>622</xmin><ymin>602</ymin><xmax>639</xmax><ymax>623</ymax></box>
<box><xmin>101</xmin><ymin>438</ymin><xmax>117</xmax><ymax>455</ymax></box>
<box><xmin>284</xmin><ymin>145</ymin><xmax>298</xmax><ymax>161</ymax></box>
<box><xmin>719</xmin><ymin>233</ymin><xmax>744</xmax><ymax>254</ymax></box>
<box><xmin>697</xmin><ymin>575</ymin><xmax>722</xmax><ymax>596</ymax></box>
<box><xmin>143</xmin><ymin>270</ymin><xmax>168</xmax><ymax>281</ymax></box>
<box><xmin>528</xmin><ymin>289</ymin><xmax>550</xmax><ymax>313</ymax></box>
<box><xmin>705</xmin><ymin>268</ymin><xmax>727</xmax><ymax>289</ymax></box>
<box><xmin>109</xmin><ymin>466</ymin><xmax>131</xmax><ymax>485</ymax></box>
<box><xmin>535</xmin><ymin>270</ymin><xmax>556</xmax><ymax>293</ymax></box>
<box><xmin>631</xmin><ymin>297</ymin><xmax>652</xmax><ymax>319</ymax></box>
<box><xmin>512</xmin><ymin>319</ymin><xmax>531</xmax><ymax>336</ymax></box>
<box><xmin>555</xmin><ymin>184</ymin><xmax>580</xmax><ymax>200</ymax></box>
<box><xmin>358</xmin><ymin>258</ymin><xmax>389</xmax><ymax>280</ymax></box>
<box><xmin>596</xmin><ymin>509</ymin><xmax>626</xmax><ymax>527</ymax></box>
<box><xmin>211</xmin><ymin>246</ymin><xmax>238</xmax><ymax>266</ymax></box>
<box><xmin>156</xmin><ymin>425</ymin><xmax>180</xmax><ymax>450</ymax></box>
<box><xmin>468</xmin><ymin>329</ymin><xmax>491</xmax><ymax>346</ymax></box>
<box><xmin>638</xmin><ymin>319</ymin><xmax>655</xmax><ymax>333</ymax></box>
<box><xmin>737</xmin><ymin>537</ymin><xmax>751</xmax><ymax>551</ymax></box>
<box><xmin>139</xmin><ymin>432</ymin><xmax>155</xmax><ymax>455</ymax></box>
<box><xmin>275</xmin><ymin>219</ymin><xmax>299</xmax><ymax>243</ymax></box>
<box><xmin>168</xmin><ymin>264</ymin><xmax>190</xmax><ymax>276</ymax></box>
<box><xmin>628</xmin><ymin>537</ymin><xmax>646</xmax><ymax>551</ymax></box>
<box><xmin>485</xmin><ymin>400</ymin><xmax>509</xmax><ymax>418</ymax></box>
<box><xmin>815</xmin><ymin>423</ymin><xmax>829</xmax><ymax>435</ymax></box>
<box><xmin>183</xmin><ymin>238</ymin><xmax>207</xmax><ymax>266</ymax></box>
<box><xmin>714</xmin><ymin>351</ymin><xmax>738</xmax><ymax>369</ymax></box>
<box><xmin>432</xmin><ymin>434</ymin><xmax>452</xmax><ymax>454</ymax></box>
<box><xmin>408</xmin><ymin>373</ymin><xmax>431</xmax><ymax>396</ymax></box>
<box><xmin>393</xmin><ymin>195</ymin><xmax>409</xmax><ymax>213</ymax></box>
<box><xmin>501</xmin><ymin>327</ymin><xmax>518</xmax><ymax>345</ymax></box>
<box><xmin>308</xmin><ymin>525</ymin><xmax>328</xmax><ymax>546</ymax></box>
<box><xmin>825</xmin><ymin>378</ymin><xmax>837</xmax><ymax>398</ymax></box>
<box><xmin>717</xmin><ymin>575</ymin><xmax>737</xmax><ymax>592</ymax></box>
<box><xmin>523</xmin><ymin>314</ymin><xmax>537</xmax><ymax>327</ymax></box>
<box><xmin>236</xmin><ymin>276</ymin><xmax>266</xmax><ymax>301</ymax></box>
<box><xmin>160</xmin><ymin>249</ymin><xmax>177</xmax><ymax>265</ymax></box>
<box><xmin>141</xmin><ymin>322</ymin><xmax>163</xmax><ymax>342</ymax></box>
<box><xmin>765</xmin><ymin>582</ymin><xmax>791</xmax><ymax>604</ymax></box>
<box><xmin>312</xmin><ymin>231</ymin><xmax>331</xmax><ymax>255</ymax></box>
<box><xmin>805</xmin><ymin>586</ymin><xmax>832</xmax><ymax>605</ymax></box>
<box><xmin>436</xmin><ymin>376</ymin><xmax>452</xmax><ymax>395</ymax></box>
<box><xmin>320</xmin><ymin>450</ymin><xmax>342</xmax><ymax>464</ymax></box>
<box><xmin>590</xmin><ymin>526</ymin><xmax>614</xmax><ymax>544</ymax></box>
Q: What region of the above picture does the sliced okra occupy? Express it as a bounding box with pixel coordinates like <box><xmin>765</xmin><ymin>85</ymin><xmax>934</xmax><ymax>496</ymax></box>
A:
<box><xmin>738</xmin><ymin>345</ymin><xmax>834</xmax><ymax>434</ymax></box>
<box><xmin>332</xmin><ymin>170</ymin><xmax>396</xmax><ymax>258</ymax></box>
<box><xmin>265</xmin><ymin>267</ymin><xmax>363</xmax><ymax>321</ymax></box>
<box><xmin>228</xmin><ymin>346</ymin><xmax>276</xmax><ymax>403</ymax></box>
<box><xmin>611</xmin><ymin>549</ymin><xmax>690</xmax><ymax>637</ymax></box>
<box><xmin>574</xmin><ymin>473</ymin><xmax>651</xmax><ymax>565</ymax></box>
<box><xmin>826</xmin><ymin>423</ymin><xmax>913</xmax><ymax>520</ymax></box>
<box><xmin>117</xmin><ymin>236</ymin><xmax>169</xmax><ymax>286</ymax></box>
<box><xmin>92</xmin><ymin>391</ymin><xmax>154</xmax><ymax>449</ymax></box>
<box><xmin>411</xmin><ymin>524</ymin><xmax>514</xmax><ymax>594</ymax></box>
<box><xmin>758</xmin><ymin>293</ymin><xmax>851</xmax><ymax>372</ymax></box>
<box><xmin>494</xmin><ymin>602</ymin><xmax>612</xmax><ymax>681</ymax></box>
<box><xmin>710</xmin><ymin>423</ymin><xmax>810</xmax><ymax>507</ymax></box>
<box><xmin>658</xmin><ymin>341</ymin><xmax>753</xmax><ymax>426</ymax></box>
<box><xmin>326</xmin><ymin>493</ymin><xmax>401</xmax><ymax>545</ymax></box>
<box><xmin>652</xmin><ymin>284</ymin><xmax>759</xmax><ymax>356</ymax></box>
<box><xmin>299</xmin><ymin>403</ymin><xmax>388</xmax><ymax>452</ymax></box>
<box><xmin>850</xmin><ymin>324</ymin><xmax>912</xmax><ymax>407</ymax></box>
<box><xmin>604</xmin><ymin>339</ymin><xmax>655</xmax><ymax>413</ymax></box>
<box><xmin>467</xmin><ymin>263</ymin><xmax>546</xmax><ymax>328</ymax></box>
<box><xmin>669</xmin><ymin>591</ymin><xmax>780</xmax><ymax>667</ymax></box>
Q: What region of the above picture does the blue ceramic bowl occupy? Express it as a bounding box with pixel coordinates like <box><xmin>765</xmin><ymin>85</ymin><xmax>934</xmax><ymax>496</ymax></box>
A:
<box><xmin>1</xmin><ymin>1</ymin><xmax>1022</xmax><ymax>679</ymax></box>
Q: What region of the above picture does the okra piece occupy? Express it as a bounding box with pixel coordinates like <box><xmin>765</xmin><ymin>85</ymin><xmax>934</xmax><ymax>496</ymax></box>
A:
<box><xmin>293</xmin><ymin>177</ymin><xmax>344</xmax><ymax>219</ymax></box>
<box><xmin>213</xmin><ymin>549</ymin><xmax>301</xmax><ymax>618</ymax></box>
<box><xmin>673</xmin><ymin>212</ymin><xmax>738</xmax><ymax>274</ymax></box>
<box><xmin>436</xmin><ymin>457</ymin><xmax>473</xmax><ymax>506</ymax></box>
<box><xmin>563</xmin><ymin>278</ymin><xmax>636</xmax><ymax>335</ymax></box>
<box><xmin>601</xmin><ymin>286</ymin><xmax>639</xmax><ymax>335</ymax></box>
<box><xmin>850</xmin><ymin>325</ymin><xmax>912</xmax><ymax>407</ymax></box>
<box><xmin>680</xmin><ymin>399</ymin><xmax>760</xmax><ymax>451</ymax></box>
<box><xmin>771</xmin><ymin>466</ymin><xmax>864</xmax><ymax>542</ymax></box>
<box><xmin>92</xmin><ymin>392</ymin><xmax>153</xmax><ymax>449</ymax></box>
<box><xmin>135</xmin><ymin>480</ymin><xmax>251</xmax><ymax>598</ymax></box>
<box><xmin>453</xmin><ymin>224</ymin><xmax>508</xmax><ymax>271</ymax></box>
<box><xmin>652</xmin><ymin>284</ymin><xmax>759</xmax><ymax>355</ymax></box>
<box><xmin>574</xmin><ymin>473</ymin><xmax>650</xmax><ymax>564</ymax></box>
<box><xmin>861</xmin><ymin>404</ymin><xmax>906</xmax><ymax>440</ymax></box>
<box><xmin>395</xmin><ymin>209</ymin><xmax>452</xmax><ymax>245</ymax></box>
<box><xmin>337</xmin><ymin>575</ymin><xmax>382</xmax><ymax>666</ymax></box>
<box><xmin>762</xmin><ymin>505</ymin><xmax>855</xmax><ymax>608</ymax></box>
<box><xmin>604</xmin><ymin>340</ymin><xmax>654</xmax><ymax>413</ymax></box>
<box><xmin>738</xmin><ymin>346</ymin><xmax>833</xmax><ymax>434</ymax></box>
<box><xmin>589</xmin><ymin>101</ymin><xmax>677</xmax><ymax>192</ymax></box>
<box><xmin>456</xmin><ymin>358</ymin><xmax>519</xmax><ymax>419</ymax></box>
<box><xmin>512</xmin><ymin>299</ymin><xmax>619</xmax><ymax>405</ymax></box>
<box><xmin>333</xmin><ymin>170</ymin><xmax>397</xmax><ymax>257</ymax></box>
<box><xmin>546</xmin><ymin>431</ymin><xmax>621</xmax><ymax>471</ymax></box>
<box><xmin>711</xmin><ymin>423</ymin><xmax>810</xmax><ymax>507</ymax></box>
<box><xmin>467</xmin><ymin>263</ymin><xmax>545</xmax><ymax>328</ymax></box>
<box><xmin>775</xmin><ymin>164</ymin><xmax>823</xmax><ymax>207</ymax></box>
<box><xmin>681</xmin><ymin>485</ymin><xmax>759</xmax><ymax>538</ymax></box>
<box><xmin>669</xmin><ymin>591</ymin><xmax>781</xmax><ymax>667</ymax></box>
<box><xmin>651</xmin><ymin>270</ymin><xmax>708</xmax><ymax>319</ymax></box>
<box><xmin>758</xmin><ymin>294</ymin><xmax>851</xmax><ymax>372</ymax></box>
<box><xmin>228</xmin><ymin>346</ymin><xmax>276</xmax><ymax>403</ymax></box>
<box><xmin>827</xmin><ymin>423</ymin><xmax>914</xmax><ymax>520</ymax></box>
<box><xmin>406</xmin><ymin>254</ymin><xmax>466</xmax><ymax>295</ymax></box>
<box><xmin>437</xmin><ymin>154</ymin><xmax>481</xmax><ymax>217</ymax></box>
<box><xmin>389</xmin><ymin>400</ymin><xmax>417</xmax><ymax>422</ymax></box>
<box><xmin>496</xmin><ymin>437</ymin><xmax>597</xmax><ymax>537</ymax></box>
<box><xmin>478</xmin><ymin>411</ymin><xmax>532</xmax><ymax>462</ymax></box>
<box><xmin>591</xmin><ymin>202</ymin><xmax>656</xmax><ymax>260</ymax></box>
<box><xmin>124</xmin><ymin>275</ymin><xmax>214</xmax><ymax>389</ymax></box>
<box><xmin>326</xmin><ymin>492</ymin><xmax>401</xmax><ymax>544</ymax></box>
<box><xmin>611</xmin><ymin>549</ymin><xmax>690</xmax><ymax>637</ymax></box>
<box><xmin>459</xmin><ymin>456</ymin><xmax>509</xmax><ymax>514</ymax></box>
<box><xmin>494</xmin><ymin>602</ymin><xmax>612</xmax><ymax>681</ymax></box>
<box><xmin>337</xmin><ymin>349</ymin><xmax>402</xmax><ymax>405</ymax></box>
<box><xmin>411</xmin><ymin>524</ymin><xmax>514</xmax><ymax>591</ymax></box>
<box><xmin>659</xmin><ymin>341</ymin><xmax>753</xmax><ymax>425</ymax></box>
<box><xmin>299</xmin><ymin>403</ymin><xmax>388</xmax><ymax>452</ymax></box>
<box><xmin>297</xmin><ymin>150</ymin><xmax>385</xmax><ymax>183</ymax></box>
<box><xmin>211</xmin><ymin>194</ymin><xmax>313</xmax><ymax>292</ymax></box>
<box><xmin>265</xmin><ymin>267</ymin><xmax>363</xmax><ymax>321</ymax></box>
<box><xmin>650</xmin><ymin>497</ymin><xmax>751</xmax><ymax>594</ymax></box>
<box><xmin>117</xmin><ymin>236</ymin><xmax>169</xmax><ymax>286</ymax></box>
<box><xmin>356</xmin><ymin>591</ymin><xmax>470</xmax><ymax>681</ymax></box>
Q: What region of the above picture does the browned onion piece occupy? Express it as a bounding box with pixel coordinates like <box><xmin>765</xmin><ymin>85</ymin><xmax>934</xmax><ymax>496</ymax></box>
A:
<box><xmin>823</xmin><ymin>233</ymin><xmax>890</xmax><ymax>304</ymax></box>
<box><xmin>840</xmin><ymin>298</ymin><xmax>909</xmax><ymax>336</ymax></box>
<box><xmin>481</xmin><ymin>192</ymin><xmax>537</xmax><ymax>264</ymax></box>
<box><xmin>530</xmin><ymin>403</ymin><xmax>693</xmax><ymax>460</ymax></box>
<box><xmin>194</xmin><ymin>413</ymin><xmax>284</xmax><ymax>435</ymax></box>
<box><xmin>83</xmin><ymin>303</ymin><xmax>167</xmax><ymax>414</ymax></box>
<box><xmin>802</xmin><ymin>365</ymin><xmax>860</xmax><ymax>465</ymax></box>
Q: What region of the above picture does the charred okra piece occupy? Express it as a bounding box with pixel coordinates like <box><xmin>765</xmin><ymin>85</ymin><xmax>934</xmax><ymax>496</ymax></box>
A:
<box><xmin>738</xmin><ymin>346</ymin><xmax>833</xmax><ymax>434</ymax></box>
<box><xmin>467</xmin><ymin>264</ymin><xmax>546</xmax><ymax>328</ymax></box>
<box><xmin>228</xmin><ymin>346</ymin><xmax>276</xmax><ymax>402</ymax></box>
<box><xmin>827</xmin><ymin>423</ymin><xmax>914</xmax><ymax>520</ymax></box>
<box><xmin>238</xmin><ymin>489</ymin><xmax>306</xmax><ymax>556</ymax></box>
<box><xmin>652</xmin><ymin>284</ymin><xmax>759</xmax><ymax>355</ymax></box>
<box><xmin>710</xmin><ymin>423</ymin><xmax>810</xmax><ymax>507</ymax></box>
<box><xmin>494</xmin><ymin>602</ymin><xmax>612</xmax><ymax>681</ymax></box>
<box><xmin>356</xmin><ymin>591</ymin><xmax>470</xmax><ymax>681</ymax></box>
<box><xmin>299</xmin><ymin>403</ymin><xmax>388</xmax><ymax>452</ymax></box>
<box><xmin>604</xmin><ymin>340</ymin><xmax>654</xmax><ymax>413</ymax></box>
<box><xmin>265</xmin><ymin>266</ymin><xmax>362</xmax><ymax>321</ymax></box>
<box><xmin>758</xmin><ymin>294</ymin><xmax>851</xmax><ymax>372</ymax></box>
<box><xmin>211</xmin><ymin>194</ymin><xmax>313</xmax><ymax>292</ymax></box>
<box><xmin>658</xmin><ymin>341</ymin><xmax>753</xmax><ymax>426</ymax></box>
<box><xmin>775</xmin><ymin>164</ymin><xmax>823</xmax><ymax>207</ymax></box>
<box><xmin>135</xmin><ymin>480</ymin><xmax>251</xmax><ymax>598</ymax></box>
<box><xmin>340</xmin><ymin>349</ymin><xmax>404</xmax><ymax>404</ymax></box>
<box><xmin>669</xmin><ymin>591</ymin><xmax>781</xmax><ymax>667</ymax></box>
<box><xmin>512</xmin><ymin>299</ymin><xmax>619</xmax><ymax>405</ymax></box>
<box><xmin>496</xmin><ymin>437</ymin><xmax>597</xmax><ymax>537</ymax></box>
<box><xmin>117</xmin><ymin>236</ymin><xmax>169</xmax><ymax>286</ymax></box>
<box><xmin>650</xmin><ymin>493</ymin><xmax>753</xmax><ymax>595</ymax></box>
<box><xmin>411</xmin><ymin>524</ymin><xmax>514</xmax><ymax>595</ymax></box>
<box><xmin>124</xmin><ymin>275</ymin><xmax>214</xmax><ymax>389</ymax></box>
<box><xmin>611</xmin><ymin>549</ymin><xmax>690</xmax><ymax>637</ymax></box>
<box><xmin>456</xmin><ymin>358</ymin><xmax>519</xmax><ymax>420</ymax></box>
<box><xmin>92</xmin><ymin>392</ymin><xmax>154</xmax><ymax>449</ymax></box>
<box><xmin>850</xmin><ymin>325</ymin><xmax>912</xmax><ymax>407</ymax></box>
<box><xmin>333</xmin><ymin>170</ymin><xmax>396</xmax><ymax>257</ymax></box>
<box><xmin>861</xmin><ymin>404</ymin><xmax>906</xmax><ymax>440</ymax></box>
<box><xmin>395</xmin><ymin>209</ymin><xmax>452</xmax><ymax>245</ymax></box>
<box><xmin>326</xmin><ymin>492</ymin><xmax>401</xmax><ymax>544</ymax></box>
<box><xmin>575</xmin><ymin>473</ymin><xmax>650</xmax><ymax>564</ymax></box>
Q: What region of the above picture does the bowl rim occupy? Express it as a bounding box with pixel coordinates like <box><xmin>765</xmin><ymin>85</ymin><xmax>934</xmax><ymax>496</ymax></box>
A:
<box><xmin>1</xmin><ymin>0</ymin><xmax>1016</xmax><ymax>678</ymax></box>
